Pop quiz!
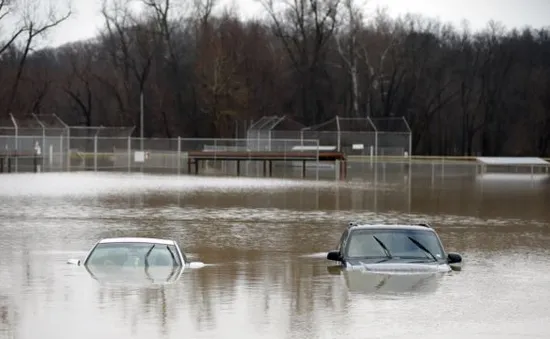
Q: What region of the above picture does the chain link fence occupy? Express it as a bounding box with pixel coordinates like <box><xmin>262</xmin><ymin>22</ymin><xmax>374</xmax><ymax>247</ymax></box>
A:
<box><xmin>0</xmin><ymin>134</ymin><xmax>323</xmax><ymax>179</ymax></box>
<box><xmin>0</xmin><ymin>114</ymin><xmax>70</xmax><ymax>172</ymax></box>
<box><xmin>248</xmin><ymin>115</ymin><xmax>412</xmax><ymax>159</ymax></box>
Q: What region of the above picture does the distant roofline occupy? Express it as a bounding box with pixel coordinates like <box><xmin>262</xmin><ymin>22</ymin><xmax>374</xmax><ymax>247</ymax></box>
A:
<box><xmin>98</xmin><ymin>237</ymin><xmax>176</xmax><ymax>245</ymax></box>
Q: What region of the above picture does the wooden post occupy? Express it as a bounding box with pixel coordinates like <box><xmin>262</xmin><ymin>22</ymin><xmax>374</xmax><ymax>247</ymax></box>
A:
<box><xmin>236</xmin><ymin>160</ymin><xmax>240</xmax><ymax>176</ymax></box>
<box><xmin>0</xmin><ymin>157</ymin><xmax>3</xmax><ymax>173</ymax></box>
<box><xmin>269</xmin><ymin>160</ymin><xmax>273</xmax><ymax>177</ymax></box>
<box><xmin>7</xmin><ymin>156</ymin><xmax>11</xmax><ymax>173</ymax></box>
<box><xmin>263</xmin><ymin>160</ymin><xmax>267</xmax><ymax>177</ymax></box>
<box><xmin>302</xmin><ymin>160</ymin><xmax>306</xmax><ymax>178</ymax></box>
<box><xmin>194</xmin><ymin>159</ymin><xmax>199</xmax><ymax>174</ymax></box>
<box><xmin>187</xmin><ymin>158</ymin><xmax>191</xmax><ymax>174</ymax></box>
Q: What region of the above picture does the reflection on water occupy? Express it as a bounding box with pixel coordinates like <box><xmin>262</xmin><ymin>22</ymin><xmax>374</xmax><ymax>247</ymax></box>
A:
<box><xmin>345</xmin><ymin>270</ymin><xmax>443</xmax><ymax>295</ymax></box>
<box><xmin>85</xmin><ymin>265</ymin><xmax>185</xmax><ymax>286</ymax></box>
<box><xmin>326</xmin><ymin>265</ymin><xmax>445</xmax><ymax>295</ymax></box>
<box><xmin>0</xmin><ymin>172</ymin><xmax>549</xmax><ymax>338</ymax></box>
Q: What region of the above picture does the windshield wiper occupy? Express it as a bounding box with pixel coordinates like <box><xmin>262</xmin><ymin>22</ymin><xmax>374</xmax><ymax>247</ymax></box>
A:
<box><xmin>165</xmin><ymin>245</ymin><xmax>177</xmax><ymax>267</ymax></box>
<box><xmin>372</xmin><ymin>236</ymin><xmax>392</xmax><ymax>259</ymax></box>
<box><xmin>407</xmin><ymin>236</ymin><xmax>437</xmax><ymax>261</ymax></box>
<box><xmin>144</xmin><ymin>245</ymin><xmax>156</xmax><ymax>267</ymax></box>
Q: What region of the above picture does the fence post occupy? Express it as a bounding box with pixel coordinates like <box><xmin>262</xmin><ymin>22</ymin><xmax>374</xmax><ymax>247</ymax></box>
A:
<box><xmin>49</xmin><ymin>145</ymin><xmax>53</xmax><ymax>170</ymax></box>
<box><xmin>11</xmin><ymin>113</ymin><xmax>18</xmax><ymax>173</ymax></box>
<box><xmin>14</xmin><ymin>136</ymin><xmax>18</xmax><ymax>173</ymax></box>
<box><xmin>42</xmin><ymin>131</ymin><xmax>45</xmax><ymax>172</ymax></box>
<box><xmin>177</xmin><ymin>136</ymin><xmax>181</xmax><ymax>175</ymax></box>
<box><xmin>374</xmin><ymin>131</ymin><xmax>379</xmax><ymax>165</ymax></box>
<box><xmin>93</xmin><ymin>134</ymin><xmax>98</xmax><ymax>172</ymax></box>
<box><xmin>370</xmin><ymin>145</ymin><xmax>374</xmax><ymax>167</ymax></box>
<box><xmin>59</xmin><ymin>134</ymin><xmax>63</xmax><ymax>171</ymax></box>
<box><xmin>66</xmin><ymin>128</ymin><xmax>71</xmax><ymax>172</ymax></box>
<box><xmin>127</xmin><ymin>136</ymin><xmax>131</xmax><ymax>173</ymax></box>
<box><xmin>441</xmin><ymin>156</ymin><xmax>445</xmax><ymax>179</ymax></box>
<box><xmin>33</xmin><ymin>141</ymin><xmax>41</xmax><ymax>173</ymax></box>
<box><xmin>408</xmin><ymin>132</ymin><xmax>412</xmax><ymax>167</ymax></box>
<box><xmin>316</xmin><ymin>139</ymin><xmax>320</xmax><ymax>181</ymax></box>
<box><xmin>213</xmin><ymin>138</ymin><xmax>217</xmax><ymax>171</ymax></box>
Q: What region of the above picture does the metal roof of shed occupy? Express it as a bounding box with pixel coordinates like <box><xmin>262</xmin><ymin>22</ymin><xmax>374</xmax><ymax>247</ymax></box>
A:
<box><xmin>476</xmin><ymin>157</ymin><xmax>549</xmax><ymax>166</ymax></box>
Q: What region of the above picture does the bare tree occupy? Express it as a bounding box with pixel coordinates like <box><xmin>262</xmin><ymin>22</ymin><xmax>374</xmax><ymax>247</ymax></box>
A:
<box><xmin>62</xmin><ymin>42</ymin><xmax>94</xmax><ymax>126</ymax></box>
<box><xmin>101</xmin><ymin>0</ymin><xmax>156</xmax><ymax>142</ymax></box>
<box><xmin>1</xmin><ymin>0</ymin><xmax>72</xmax><ymax>114</ymax></box>
<box><xmin>358</xmin><ymin>9</ymin><xmax>400</xmax><ymax>117</ymax></box>
<box><xmin>0</xmin><ymin>2</ymin><xmax>549</xmax><ymax>156</ymax></box>
<box><xmin>0</xmin><ymin>0</ymin><xmax>25</xmax><ymax>55</ymax></box>
<box><xmin>476</xmin><ymin>21</ymin><xmax>514</xmax><ymax>156</ymax></box>
<box><xmin>261</xmin><ymin>0</ymin><xmax>340</xmax><ymax>122</ymax></box>
<box><xmin>334</xmin><ymin>0</ymin><xmax>361</xmax><ymax>116</ymax></box>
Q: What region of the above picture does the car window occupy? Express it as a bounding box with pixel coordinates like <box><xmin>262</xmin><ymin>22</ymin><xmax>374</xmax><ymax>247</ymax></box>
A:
<box><xmin>337</xmin><ymin>229</ymin><xmax>349</xmax><ymax>252</ymax></box>
<box><xmin>344</xmin><ymin>229</ymin><xmax>445</xmax><ymax>259</ymax></box>
<box><xmin>86</xmin><ymin>243</ymin><xmax>180</xmax><ymax>267</ymax></box>
<box><xmin>150</xmin><ymin>245</ymin><xmax>181</xmax><ymax>266</ymax></box>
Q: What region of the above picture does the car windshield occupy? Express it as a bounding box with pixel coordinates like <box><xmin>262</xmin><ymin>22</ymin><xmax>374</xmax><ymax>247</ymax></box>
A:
<box><xmin>85</xmin><ymin>242</ymin><xmax>182</xmax><ymax>267</ymax></box>
<box><xmin>345</xmin><ymin>229</ymin><xmax>445</xmax><ymax>260</ymax></box>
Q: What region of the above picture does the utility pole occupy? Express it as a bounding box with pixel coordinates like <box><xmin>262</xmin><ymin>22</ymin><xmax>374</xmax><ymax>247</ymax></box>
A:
<box><xmin>140</xmin><ymin>90</ymin><xmax>144</xmax><ymax>151</ymax></box>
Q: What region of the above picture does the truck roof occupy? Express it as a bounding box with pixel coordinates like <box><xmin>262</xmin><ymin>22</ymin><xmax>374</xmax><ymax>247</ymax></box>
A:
<box><xmin>347</xmin><ymin>224</ymin><xmax>435</xmax><ymax>232</ymax></box>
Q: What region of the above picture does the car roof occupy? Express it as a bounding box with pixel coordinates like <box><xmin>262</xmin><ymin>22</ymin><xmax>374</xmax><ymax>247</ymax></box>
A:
<box><xmin>98</xmin><ymin>237</ymin><xmax>176</xmax><ymax>246</ymax></box>
<box><xmin>347</xmin><ymin>224</ymin><xmax>436</xmax><ymax>232</ymax></box>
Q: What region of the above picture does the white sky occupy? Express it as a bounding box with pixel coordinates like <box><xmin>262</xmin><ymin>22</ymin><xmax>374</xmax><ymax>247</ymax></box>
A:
<box><xmin>41</xmin><ymin>0</ymin><xmax>550</xmax><ymax>48</ymax></box>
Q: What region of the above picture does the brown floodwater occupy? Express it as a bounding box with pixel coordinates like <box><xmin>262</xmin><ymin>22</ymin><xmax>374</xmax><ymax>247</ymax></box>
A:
<box><xmin>0</xmin><ymin>166</ymin><xmax>549</xmax><ymax>339</ymax></box>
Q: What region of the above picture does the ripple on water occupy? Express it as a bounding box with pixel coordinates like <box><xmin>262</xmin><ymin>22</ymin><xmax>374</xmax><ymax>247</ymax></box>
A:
<box><xmin>0</xmin><ymin>202</ymin><xmax>546</xmax><ymax>229</ymax></box>
<box><xmin>0</xmin><ymin>172</ymin><xmax>396</xmax><ymax>198</ymax></box>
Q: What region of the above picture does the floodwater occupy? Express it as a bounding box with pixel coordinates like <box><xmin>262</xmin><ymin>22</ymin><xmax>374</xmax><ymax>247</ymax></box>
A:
<box><xmin>1</xmin><ymin>166</ymin><xmax>550</xmax><ymax>339</ymax></box>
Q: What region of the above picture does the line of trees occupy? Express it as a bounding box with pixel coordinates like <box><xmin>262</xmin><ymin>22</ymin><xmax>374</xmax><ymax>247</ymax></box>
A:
<box><xmin>1</xmin><ymin>0</ymin><xmax>549</xmax><ymax>156</ymax></box>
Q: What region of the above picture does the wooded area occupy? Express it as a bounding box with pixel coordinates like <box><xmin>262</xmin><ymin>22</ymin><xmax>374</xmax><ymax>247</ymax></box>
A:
<box><xmin>0</xmin><ymin>0</ymin><xmax>549</xmax><ymax>156</ymax></box>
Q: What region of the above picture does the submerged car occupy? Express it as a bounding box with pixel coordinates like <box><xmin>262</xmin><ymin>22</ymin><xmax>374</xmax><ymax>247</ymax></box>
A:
<box><xmin>67</xmin><ymin>237</ymin><xmax>204</xmax><ymax>269</ymax></box>
<box><xmin>326</xmin><ymin>222</ymin><xmax>463</xmax><ymax>273</ymax></box>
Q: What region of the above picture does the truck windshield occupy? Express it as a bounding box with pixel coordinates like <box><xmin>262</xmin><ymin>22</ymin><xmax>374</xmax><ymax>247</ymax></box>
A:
<box><xmin>345</xmin><ymin>229</ymin><xmax>445</xmax><ymax>260</ymax></box>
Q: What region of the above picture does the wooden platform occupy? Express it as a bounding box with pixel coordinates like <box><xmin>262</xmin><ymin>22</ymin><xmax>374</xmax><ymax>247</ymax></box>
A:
<box><xmin>187</xmin><ymin>151</ymin><xmax>345</xmax><ymax>161</ymax></box>
<box><xmin>186</xmin><ymin>151</ymin><xmax>347</xmax><ymax>179</ymax></box>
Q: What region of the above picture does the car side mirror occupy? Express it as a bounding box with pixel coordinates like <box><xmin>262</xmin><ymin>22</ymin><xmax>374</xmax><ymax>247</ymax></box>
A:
<box><xmin>67</xmin><ymin>259</ymin><xmax>81</xmax><ymax>265</ymax></box>
<box><xmin>447</xmin><ymin>252</ymin><xmax>462</xmax><ymax>264</ymax></box>
<box><xmin>327</xmin><ymin>251</ymin><xmax>341</xmax><ymax>262</ymax></box>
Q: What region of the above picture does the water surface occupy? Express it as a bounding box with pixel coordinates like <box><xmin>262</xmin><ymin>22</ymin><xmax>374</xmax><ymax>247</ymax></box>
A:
<box><xmin>0</xmin><ymin>170</ymin><xmax>549</xmax><ymax>339</ymax></box>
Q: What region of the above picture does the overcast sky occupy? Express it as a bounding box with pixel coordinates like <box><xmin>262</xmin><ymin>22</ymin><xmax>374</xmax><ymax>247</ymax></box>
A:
<box><xmin>43</xmin><ymin>0</ymin><xmax>550</xmax><ymax>48</ymax></box>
